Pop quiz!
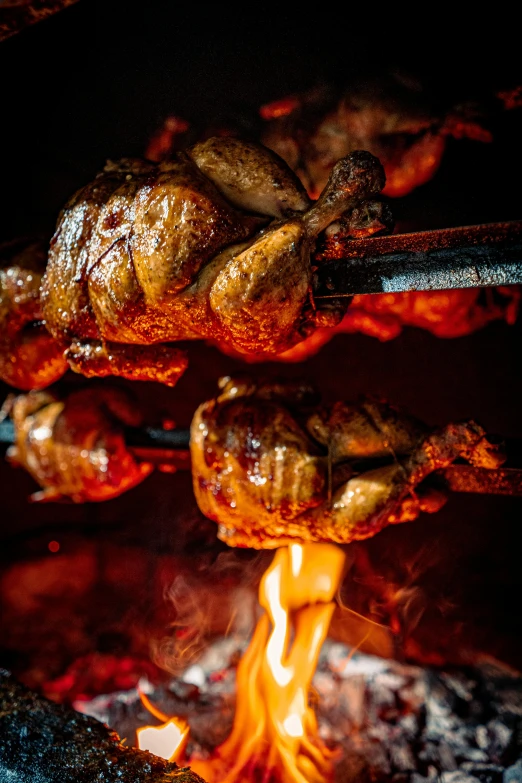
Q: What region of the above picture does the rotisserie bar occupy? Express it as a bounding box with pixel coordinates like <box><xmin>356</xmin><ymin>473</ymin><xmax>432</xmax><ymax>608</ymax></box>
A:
<box><xmin>1</xmin><ymin>5</ymin><xmax>521</xmax><ymax>783</ymax></box>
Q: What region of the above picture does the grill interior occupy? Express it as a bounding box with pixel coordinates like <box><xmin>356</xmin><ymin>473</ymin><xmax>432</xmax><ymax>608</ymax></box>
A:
<box><xmin>1</xmin><ymin>2</ymin><xmax>522</xmax><ymax>694</ymax></box>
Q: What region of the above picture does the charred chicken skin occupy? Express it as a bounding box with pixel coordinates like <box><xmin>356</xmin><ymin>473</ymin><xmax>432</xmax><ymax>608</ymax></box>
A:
<box><xmin>41</xmin><ymin>139</ymin><xmax>386</xmax><ymax>384</ymax></box>
<box><xmin>191</xmin><ymin>377</ymin><xmax>505</xmax><ymax>549</ymax></box>
<box><xmin>6</xmin><ymin>387</ymin><xmax>152</xmax><ymax>502</ymax></box>
<box><xmin>0</xmin><ymin>241</ymin><xmax>67</xmax><ymax>390</ymax></box>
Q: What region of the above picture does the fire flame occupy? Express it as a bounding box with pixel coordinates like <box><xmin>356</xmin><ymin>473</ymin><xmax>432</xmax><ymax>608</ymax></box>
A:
<box><xmin>191</xmin><ymin>542</ymin><xmax>346</xmax><ymax>783</ymax></box>
<box><xmin>137</xmin><ymin>690</ymin><xmax>189</xmax><ymax>761</ymax></box>
<box><xmin>137</xmin><ymin>543</ymin><xmax>345</xmax><ymax>783</ymax></box>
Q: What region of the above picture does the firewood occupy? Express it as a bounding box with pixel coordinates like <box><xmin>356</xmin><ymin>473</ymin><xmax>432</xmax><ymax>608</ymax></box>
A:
<box><xmin>0</xmin><ymin>669</ymin><xmax>207</xmax><ymax>783</ymax></box>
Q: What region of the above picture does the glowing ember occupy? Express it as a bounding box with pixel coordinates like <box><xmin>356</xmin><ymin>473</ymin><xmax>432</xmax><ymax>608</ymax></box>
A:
<box><xmin>190</xmin><ymin>542</ymin><xmax>346</xmax><ymax>783</ymax></box>
<box><xmin>259</xmin><ymin>96</ymin><xmax>300</xmax><ymax>120</ymax></box>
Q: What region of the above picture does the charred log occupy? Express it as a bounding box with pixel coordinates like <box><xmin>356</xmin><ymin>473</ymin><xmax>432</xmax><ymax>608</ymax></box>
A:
<box><xmin>0</xmin><ymin>669</ymin><xmax>206</xmax><ymax>783</ymax></box>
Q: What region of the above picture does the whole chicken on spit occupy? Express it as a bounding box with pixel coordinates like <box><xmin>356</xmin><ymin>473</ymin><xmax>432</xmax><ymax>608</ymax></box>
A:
<box><xmin>5</xmin><ymin>387</ymin><xmax>152</xmax><ymax>502</ymax></box>
<box><xmin>260</xmin><ymin>72</ymin><xmax>492</xmax><ymax>199</ymax></box>
<box><xmin>191</xmin><ymin>377</ymin><xmax>506</xmax><ymax>548</ymax></box>
<box><xmin>0</xmin><ymin>240</ymin><xmax>67</xmax><ymax>390</ymax></box>
<box><xmin>41</xmin><ymin>139</ymin><xmax>387</xmax><ymax>385</ymax></box>
<box><xmin>258</xmin><ymin>76</ymin><xmax>520</xmax><ymax>349</ymax></box>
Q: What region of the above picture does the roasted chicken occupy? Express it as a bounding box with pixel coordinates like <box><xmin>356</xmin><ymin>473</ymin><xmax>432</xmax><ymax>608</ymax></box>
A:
<box><xmin>145</xmin><ymin>85</ymin><xmax>518</xmax><ymax>352</ymax></box>
<box><xmin>258</xmin><ymin>78</ymin><xmax>520</xmax><ymax>348</ymax></box>
<box><xmin>260</xmin><ymin>73</ymin><xmax>492</xmax><ymax>199</ymax></box>
<box><xmin>276</xmin><ymin>287</ymin><xmax>521</xmax><ymax>360</ymax></box>
<box><xmin>0</xmin><ymin>240</ymin><xmax>67</xmax><ymax>390</ymax></box>
<box><xmin>41</xmin><ymin>139</ymin><xmax>386</xmax><ymax>384</ymax></box>
<box><xmin>146</xmin><ymin>72</ymin><xmax>491</xmax><ymax>199</ymax></box>
<box><xmin>191</xmin><ymin>377</ymin><xmax>505</xmax><ymax>548</ymax></box>
<box><xmin>6</xmin><ymin>387</ymin><xmax>152</xmax><ymax>502</ymax></box>
<box><xmin>259</xmin><ymin>79</ymin><xmax>521</xmax><ymax>346</ymax></box>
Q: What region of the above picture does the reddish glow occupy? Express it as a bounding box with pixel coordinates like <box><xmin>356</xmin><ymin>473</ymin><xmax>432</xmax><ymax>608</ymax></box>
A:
<box><xmin>497</xmin><ymin>85</ymin><xmax>522</xmax><ymax>111</ymax></box>
<box><xmin>146</xmin><ymin>115</ymin><xmax>190</xmax><ymax>162</ymax></box>
<box><xmin>191</xmin><ymin>543</ymin><xmax>346</xmax><ymax>783</ymax></box>
<box><xmin>260</xmin><ymin>96</ymin><xmax>300</xmax><ymax>120</ymax></box>
<box><xmin>158</xmin><ymin>463</ymin><xmax>178</xmax><ymax>474</ymax></box>
<box><xmin>48</xmin><ymin>540</ymin><xmax>60</xmax><ymax>553</ymax></box>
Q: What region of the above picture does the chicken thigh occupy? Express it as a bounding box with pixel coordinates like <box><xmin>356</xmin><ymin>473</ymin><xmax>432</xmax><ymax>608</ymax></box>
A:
<box><xmin>41</xmin><ymin>139</ymin><xmax>386</xmax><ymax>384</ymax></box>
<box><xmin>191</xmin><ymin>377</ymin><xmax>505</xmax><ymax>548</ymax></box>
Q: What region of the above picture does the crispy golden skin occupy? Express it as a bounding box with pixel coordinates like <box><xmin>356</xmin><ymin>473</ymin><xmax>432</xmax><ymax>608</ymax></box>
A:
<box><xmin>191</xmin><ymin>377</ymin><xmax>506</xmax><ymax>548</ymax></box>
<box><xmin>0</xmin><ymin>241</ymin><xmax>67</xmax><ymax>390</ymax></box>
<box><xmin>41</xmin><ymin>140</ymin><xmax>385</xmax><ymax>383</ymax></box>
<box><xmin>6</xmin><ymin>387</ymin><xmax>152</xmax><ymax>502</ymax></box>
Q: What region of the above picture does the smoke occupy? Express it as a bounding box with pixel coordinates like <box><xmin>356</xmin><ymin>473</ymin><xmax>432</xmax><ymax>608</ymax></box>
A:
<box><xmin>330</xmin><ymin>538</ymin><xmax>453</xmax><ymax>661</ymax></box>
<box><xmin>151</xmin><ymin>549</ymin><xmax>272</xmax><ymax>675</ymax></box>
<box><xmin>151</xmin><ymin>532</ymin><xmax>456</xmax><ymax>676</ymax></box>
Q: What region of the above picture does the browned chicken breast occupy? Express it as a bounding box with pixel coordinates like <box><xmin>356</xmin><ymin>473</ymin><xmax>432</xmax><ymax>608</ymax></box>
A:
<box><xmin>41</xmin><ymin>139</ymin><xmax>386</xmax><ymax>384</ymax></box>
<box><xmin>6</xmin><ymin>387</ymin><xmax>152</xmax><ymax>502</ymax></box>
<box><xmin>0</xmin><ymin>240</ymin><xmax>67</xmax><ymax>390</ymax></box>
<box><xmin>191</xmin><ymin>377</ymin><xmax>505</xmax><ymax>548</ymax></box>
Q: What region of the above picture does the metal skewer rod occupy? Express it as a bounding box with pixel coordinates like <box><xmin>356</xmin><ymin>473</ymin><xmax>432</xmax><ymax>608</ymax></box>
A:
<box><xmin>313</xmin><ymin>220</ymin><xmax>522</xmax><ymax>298</ymax></box>
<box><xmin>2</xmin><ymin>418</ymin><xmax>522</xmax><ymax>497</ymax></box>
<box><xmin>0</xmin><ymin>418</ymin><xmax>190</xmax><ymax>450</ymax></box>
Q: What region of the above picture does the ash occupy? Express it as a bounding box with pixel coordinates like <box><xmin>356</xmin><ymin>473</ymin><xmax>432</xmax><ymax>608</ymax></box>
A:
<box><xmin>77</xmin><ymin>638</ymin><xmax>522</xmax><ymax>783</ymax></box>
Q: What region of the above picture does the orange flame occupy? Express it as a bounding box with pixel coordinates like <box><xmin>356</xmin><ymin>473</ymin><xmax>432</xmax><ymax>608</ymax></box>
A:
<box><xmin>136</xmin><ymin>690</ymin><xmax>189</xmax><ymax>762</ymax></box>
<box><xmin>191</xmin><ymin>543</ymin><xmax>346</xmax><ymax>783</ymax></box>
<box><xmin>136</xmin><ymin>544</ymin><xmax>345</xmax><ymax>780</ymax></box>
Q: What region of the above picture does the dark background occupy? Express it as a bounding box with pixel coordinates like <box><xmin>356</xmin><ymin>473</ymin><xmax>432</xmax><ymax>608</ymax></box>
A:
<box><xmin>1</xmin><ymin>2</ymin><xmax>522</xmax><ymax>679</ymax></box>
<box><xmin>1</xmin><ymin>3</ymin><xmax>522</xmax><ymax>236</ymax></box>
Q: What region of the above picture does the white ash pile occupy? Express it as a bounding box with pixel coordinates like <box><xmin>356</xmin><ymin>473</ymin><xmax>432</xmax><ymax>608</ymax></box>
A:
<box><xmin>77</xmin><ymin>638</ymin><xmax>522</xmax><ymax>783</ymax></box>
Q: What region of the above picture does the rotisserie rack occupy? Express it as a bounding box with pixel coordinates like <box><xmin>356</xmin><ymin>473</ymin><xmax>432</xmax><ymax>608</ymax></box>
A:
<box><xmin>1</xmin><ymin>6</ymin><xmax>522</xmax><ymax>783</ymax></box>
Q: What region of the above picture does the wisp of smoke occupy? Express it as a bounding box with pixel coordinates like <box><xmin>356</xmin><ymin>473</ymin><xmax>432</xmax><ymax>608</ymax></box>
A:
<box><xmin>151</xmin><ymin>549</ymin><xmax>272</xmax><ymax>675</ymax></box>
